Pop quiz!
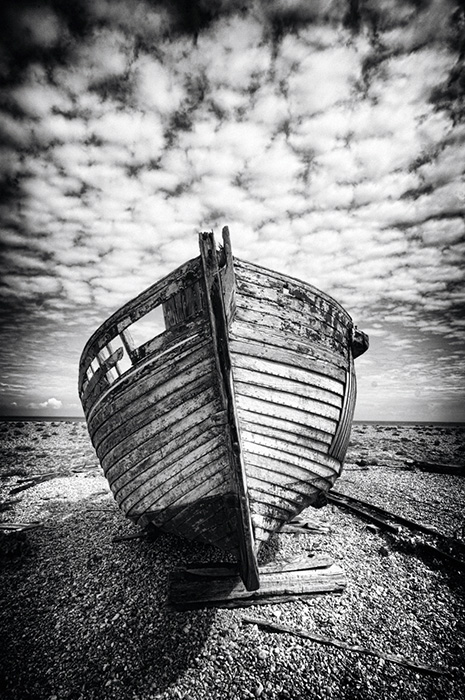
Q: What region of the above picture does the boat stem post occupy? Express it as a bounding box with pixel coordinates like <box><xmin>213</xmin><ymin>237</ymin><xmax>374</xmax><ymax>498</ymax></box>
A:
<box><xmin>199</xmin><ymin>231</ymin><xmax>260</xmax><ymax>592</ymax></box>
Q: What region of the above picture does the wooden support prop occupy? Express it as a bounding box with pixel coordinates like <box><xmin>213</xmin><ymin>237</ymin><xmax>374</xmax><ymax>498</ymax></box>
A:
<box><xmin>169</xmin><ymin>554</ymin><xmax>346</xmax><ymax>610</ymax></box>
<box><xmin>242</xmin><ymin>616</ymin><xmax>448</xmax><ymax>677</ymax></box>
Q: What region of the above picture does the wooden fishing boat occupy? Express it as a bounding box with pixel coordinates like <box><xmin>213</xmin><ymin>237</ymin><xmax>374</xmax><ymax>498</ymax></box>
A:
<box><xmin>78</xmin><ymin>228</ymin><xmax>368</xmax><ymax>593</ymax></box>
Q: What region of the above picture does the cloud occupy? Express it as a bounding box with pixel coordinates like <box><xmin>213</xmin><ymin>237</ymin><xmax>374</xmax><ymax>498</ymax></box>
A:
<box><xmin>27</xmin><ymin>397</ymin><xmax>63</xmax><ymax>410</ymax></box>
<box><xmin>0</xmin><ymin>0</ymin><xmax>464</xmax><ymax>420</ymax></box>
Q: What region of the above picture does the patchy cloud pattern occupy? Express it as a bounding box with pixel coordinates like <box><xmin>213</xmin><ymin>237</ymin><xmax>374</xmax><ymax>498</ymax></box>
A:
<box><xmin>0</xmin><ymin>0</ymin><xmax>464</xmax><ymax>420</ymax></box>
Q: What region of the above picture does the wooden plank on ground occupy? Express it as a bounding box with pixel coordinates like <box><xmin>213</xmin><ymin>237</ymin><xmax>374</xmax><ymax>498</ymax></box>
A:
<box><xmin>241</xmin><ymin>617</ymin><xmax>448</xmax><ymax>676</ymax></box>
<box><xmin>169</xmin><ymin>556</ymin><xmax>346</xmax><ymax>609</ymax></box>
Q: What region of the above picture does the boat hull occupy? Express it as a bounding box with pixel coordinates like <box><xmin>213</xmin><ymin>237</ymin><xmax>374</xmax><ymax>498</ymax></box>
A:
<box><xmin>78</xmin><ymin>230</ymin><xmax>367</xmax><ymax>590</ymax></box>
<box><xmin>229</xmin><ymin>258</ymin><xmax>357</xmax><ymax>546</ymax></box>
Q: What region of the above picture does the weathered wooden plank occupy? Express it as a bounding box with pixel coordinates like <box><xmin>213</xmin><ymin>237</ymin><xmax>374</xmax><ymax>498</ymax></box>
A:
<box><xmin>235</xmin><ymin>394</ymin><xmax>337</xmax><ymax>436</ymax></box>
<box><xmin>235</xmin><ymin>382</ymin><xmax>340</xmax><ymax>423</ymax></box>
<box><xmin>232</xmin><ymin>353</ymin><xmax>344</xmax><ymax>396</ymax></box>
<box><xmin>410</xmin><ymin>459</ymin><xmax>465</xmax><ymax>475</ymax></box>
<box><xmin>230</xmin><ymin>324</ymin><xmax>347</xmax><ymax>375</ymax></box>
<box><xmin>91</xmin><ymin>351</ymin><xmax>214</xmax><ymax>449</ymax></box>
<box><xmin>182</xmin><ymin>554</ymin><xmax>333</xmax><ymax>578</ymax></box>
<box><xmin>92</xmin><ymin>356</ymin><xmax>212</xmax><ymax>448</ymax></box>
<box><xmin>169</xmin><ymin>561</ymin><xmax>346</xmax><ymax>609</ymax></box>
<box><xmin>233</xmin><ymin>366</ymin><xmax>343</xmax><ymax>409</ymax></box>
<box><xmin>240</xmin><ymin>430</ymin><xmax>340</xmax><ymax>473</ymax></box>
<box><xmin>234</xmin><ymin>283</ymin><xmax>350</xmax><ymax>340</ymax></box>
<box><xmin>249</xmin><ymin>511</ymin><xmax>286</xmax><ymax>535</ymax></box>
<box><xmin>100</xmin><ymin>385</ymin><xmax>220</xmax><ymax>469</ymax></box>
<box><xmin>140</xmin><ymin>466</ymin><xmax>230</xmax><ymax>525</ymax></box>
<box><xmin>160</xmin><ymin>494</ymin><xmax>240</xmax><ymax>548</ymax></box>
<box><xmin>219</xmin><ymin>226</ymin><xmax>236</xmax><ymax>322</ymax></box>
<box><xmin>234</xmin><ymin>308</ymin><xmax>347</xmax><ymax>359</ymax></box>
<box><xmin>116</xmin><ymin>436</ymin><xmax>227</xmax><ymax>507</ymax></box>
<box><xmin>243</xmin><ymin>445</ymin><xmax>336</xmax><ymax>485</ymax></box>
<box><xmin>237</xmin><ymin>416</ymin><xmax>331</xmax><ymax>453</ymax></box>
<box><xmin>112</xmin><ymin>431</ymin><xmax>225</xmax><ymax>499</ymax></box>
<box><xmin>110</xmin><ymin>416</ymin><xmax>226</xmax><ymax>490</ymax></box>
<box><xmin>234</xmin><ymin>258</ymin><xmax>352</xmax><ymax>320</ymax></box>
<box><xmin>121</xmin><ymin>445</ymin><xmax>230</xmax><ymax>515</ymax></box>
<box><xmin>88</xmin><ymin>326</ymin><xmax>209</xmax><ymax>425</ymax></box>
<box><xmin>96</xmin><ymin>370</ymin><xmax>216</xmax><ymax>459</ymax></box>
<box><xmin>235</xmin><ymin>295</ymin><xmax>349</xmax><ymax>343</ymax></box>
<box><xmin>230</xmin><ymin>338</ymin><xmax>346</xmax><ymax>382</ymax></box>
<box><xmin>163</xmin><ymin>280</ymin><xmax>205</xmax><ymax>328</ymax></box>
<box><xmin>237</xmin><ymin>407</ymin><xmax>333</xmax><ymax>445</ymax></box>
<box><xmin>81</xmin><ymin>374</ymin><xmax>107</xmax><ymax>417</ymax></box>
<box><xmin>246</xmin><ymin>481</ymin><xmax>317</xmax><ymax>524</ymax></box>
<box><xmin>246</xmin><ymin>469</ymin><xmax>330</xmax><ymax>508</ymax></box>
<box><xmin>103</xmin><ymin>396</ymin><xmax>221</xmax><ymax>481</ymax></box>
<box><xmin>247</xmin><ymin>497</ymin><xmax>294</xmax><ymax>521</ymax></box>
<box><xmin>241</xmin><ymin>617</ymin><xmax>446</xmax><ymax>676</ymax></box>
<box><xmin>173</xmin><ymin>493</ymin><xmax>240</xmax><ymax>542</ymax></box>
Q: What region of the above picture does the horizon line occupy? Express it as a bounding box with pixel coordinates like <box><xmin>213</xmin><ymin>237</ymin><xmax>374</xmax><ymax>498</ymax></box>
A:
<box><xmin>1</xmin><ymin>415</ymin><xmax>464</xmax><ymax>425</ymax></box>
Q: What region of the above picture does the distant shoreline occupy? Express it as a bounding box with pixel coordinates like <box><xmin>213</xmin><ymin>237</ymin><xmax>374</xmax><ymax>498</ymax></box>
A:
<box><xmin>0</xmin><ymin>416</ymin><xmax>464</xmax><ymax>426</ymax></box>
<box><xmin>0</xmin><ymin>416</ymin><xmax>87</xmax><ymax>422</ymax></box>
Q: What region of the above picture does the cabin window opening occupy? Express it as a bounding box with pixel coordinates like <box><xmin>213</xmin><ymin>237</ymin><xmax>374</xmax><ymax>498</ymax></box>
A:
<box><xmin>90</xmin><ymin>357</ymin><xmax>100</xmax><ymax>373</ymax></box>
<box><xmin>127</xmin><ymin>305</ymin><xmax>166</xmax><ymax>349</ymax></box>
<box><xmin>86</xmin><ymin>366</ymin><xmax>94</xmax><ymax>381</ymax></box>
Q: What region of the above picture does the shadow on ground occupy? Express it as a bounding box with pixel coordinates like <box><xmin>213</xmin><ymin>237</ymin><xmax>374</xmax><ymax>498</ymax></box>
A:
<box><xmin>0</xmin><ymin>490</ymin><xmax>222</xmax><ymax>700</ymax></box>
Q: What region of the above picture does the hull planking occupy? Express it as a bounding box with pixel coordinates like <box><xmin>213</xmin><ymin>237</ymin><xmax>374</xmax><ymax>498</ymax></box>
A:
<box><xmin>78</xmin><ymin>228</ymin><xmax>368</xmax><ymax>590</ymax></box>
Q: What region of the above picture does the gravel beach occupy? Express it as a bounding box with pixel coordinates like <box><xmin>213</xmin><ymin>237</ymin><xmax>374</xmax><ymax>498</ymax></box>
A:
<box><xmin>1</xmin><ymin>420</ymin><xmax>464</xmax><ymax>700</ymax></box>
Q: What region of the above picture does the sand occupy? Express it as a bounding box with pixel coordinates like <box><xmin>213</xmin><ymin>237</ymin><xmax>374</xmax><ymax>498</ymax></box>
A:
<box><xmin>1</xmin><ymin>420</ymin><xmax>464</xmax><ymax>700</ymax></box>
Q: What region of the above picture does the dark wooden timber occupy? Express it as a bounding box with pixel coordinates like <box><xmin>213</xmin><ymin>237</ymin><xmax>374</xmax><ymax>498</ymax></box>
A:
<box><xmin>242</xmin><ymin>617</ymin><xmax>447</xmax><ymax>676</ymax></box>
<box><xmin>328</xmin><ymin>490</ymin><xmax>465</xmax><ymax>570</ymax></box>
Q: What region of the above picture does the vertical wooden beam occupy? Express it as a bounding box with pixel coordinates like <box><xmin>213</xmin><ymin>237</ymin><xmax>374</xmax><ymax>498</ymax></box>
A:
<box><xmin>119</xmin><ymin>327</ymin><xmax>137</xmax><ymax>364</ymax></box>
<box><xmin>199</xmin><ymin>231</ymin><xmax>260</xmax><ymax>592</ymax></box>
<box><xmin>220</xmin><ymin>226</ymin><xmax>236</xmax><ymax>321</ymax></box>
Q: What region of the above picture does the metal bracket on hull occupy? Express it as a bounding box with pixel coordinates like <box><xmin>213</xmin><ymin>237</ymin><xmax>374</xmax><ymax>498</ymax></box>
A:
<box><xmin>199</xmin><ymin>230</ymin><xmax>260</xmax><ymax>592</ymax></box>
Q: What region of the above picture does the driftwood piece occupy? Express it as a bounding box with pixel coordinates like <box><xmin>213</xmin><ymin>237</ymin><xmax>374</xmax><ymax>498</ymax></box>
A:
<box><xmin>0</xmin><ymin>522</ymin><xmax>43</xmax><ymax>532</ymax></box>
<box><xmin>329</xmin><ymin>490</ymin><xmax>465</xmax><ymax>570</ymax></box>
<box><xmin>328</xmin><ymin>492</ymin><xmax>401</xmax><ymax>534</ymax></box>
<box><xmin>409</xmin><ymin>459</ymin><xmax>464</xmax><ymax>475</ymax></box>
<box><xmin>242</xmin><ymin>616</ymin><xmax>448</xmax><ymax>677</ymax></box>
<box><xmin>169</xmin><ymin>555</ymin><xmax>346</xmax><ymax>610</ymax></box>
<box><xmin>10</xmin><ymin>473</ymin><xmax>61</xmax><ymax>495</ymax></box>
<box><xmin>281</xmin><ymin>515</ymin><xmax>330</xmax><ymax>535</ymax></box>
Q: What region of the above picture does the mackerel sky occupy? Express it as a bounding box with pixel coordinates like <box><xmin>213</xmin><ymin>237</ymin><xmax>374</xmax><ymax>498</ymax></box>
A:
<box><xmin>0</xmin><ymin>0</ymin><xmax>464</xmax><ymax>421</ymax></box>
